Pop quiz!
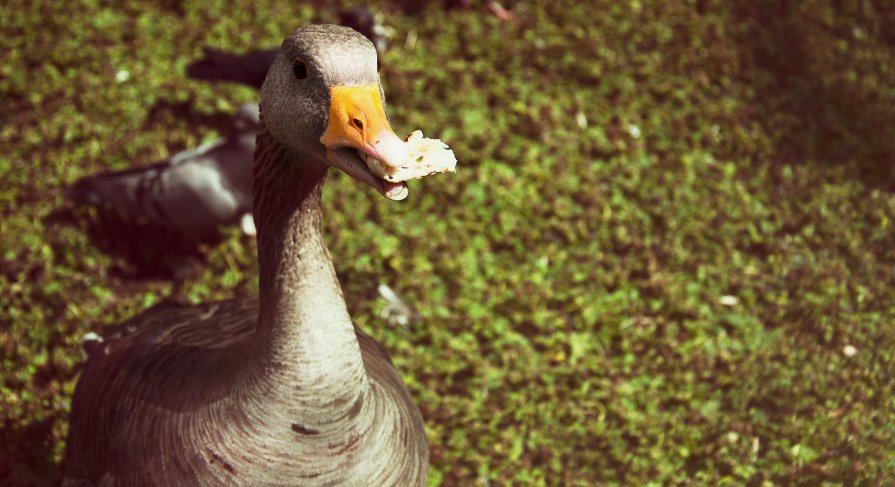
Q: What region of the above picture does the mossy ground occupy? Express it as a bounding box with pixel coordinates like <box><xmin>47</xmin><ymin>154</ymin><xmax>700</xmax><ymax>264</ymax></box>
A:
<box><xmin>3</xmin><ymin>0</ymin><xmax>895</xmax><ymax>485</ymax></box>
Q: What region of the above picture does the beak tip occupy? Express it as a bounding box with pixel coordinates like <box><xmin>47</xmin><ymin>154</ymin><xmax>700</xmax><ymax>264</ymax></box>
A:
<box><xmin>382</xmin><ymin>182</ymin><xmax>409</xmax><ymax>201</ymax></box>
<box><xmin>374</xmin><ymin>131</ymin><xmax>410</xmax><ymax>167</ymax></box>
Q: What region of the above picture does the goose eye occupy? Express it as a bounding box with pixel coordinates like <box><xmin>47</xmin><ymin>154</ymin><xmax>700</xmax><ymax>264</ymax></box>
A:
<box><xmin>293</xmin><ymin>58</ymin><xmax>309</xmax><ymax>80</ymax></box>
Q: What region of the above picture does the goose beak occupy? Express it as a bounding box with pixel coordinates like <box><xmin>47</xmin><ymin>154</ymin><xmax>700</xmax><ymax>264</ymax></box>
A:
<box><xmin>320</xmin><ymin>85</ymin><xmax>410</xmax><ymax>201</ymax></box>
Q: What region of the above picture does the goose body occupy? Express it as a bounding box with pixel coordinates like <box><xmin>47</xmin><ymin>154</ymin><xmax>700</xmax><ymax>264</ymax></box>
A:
<box><xmin>66</xmin><ymin>104</ymin><xmax>259</xmax><ymax>239</ymax></box>
<box><xmin>63</xmin><ymin>25</ymin><xmax>428</xmax><ymax>486</ymax></box>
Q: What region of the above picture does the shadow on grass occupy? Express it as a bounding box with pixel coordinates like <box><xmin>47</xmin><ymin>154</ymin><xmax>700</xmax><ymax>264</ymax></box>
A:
<box><xmin>143</xmin><ymin>98</ymin><xmax>240</xmax><ymax>135</ymax></box>
<box><xmin>0</xmin><ymin>416</ymin><xmax>60</xmax><ymax>487</ymax></box>
<box><xmin>731</xmin><ymin>0</ymin><xmax>895</xmax><ymax>189</ymax></box>
<box><xmin>44</xmin><ymin>206</ymin><xmax>211</xmax><ymax>281</ymax></box>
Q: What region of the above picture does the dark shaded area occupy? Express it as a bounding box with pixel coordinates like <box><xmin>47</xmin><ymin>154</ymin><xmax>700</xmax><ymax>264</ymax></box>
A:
<box><xmin>143</xmin><ymin>98</ymin><xmax>239</xmax><ymax>134</ymax></box>
<box><xmin>44</xmin><ymin>206</ymin><xmax>210</xmax><ymax>281</ymax></box>
<box><xmin>395</xmin><ymin>0</ymin><xmax>477</xmax><ymax>15</ymax></box>
<box><xmin>731</xmin><ymin>0</ymin><xmax>895</xmax><ymax>189</ymax></box>
<box><xmin>0</xmin><ymin>416</ymin><xmax>60</xmax><ymax>487</ymax></box>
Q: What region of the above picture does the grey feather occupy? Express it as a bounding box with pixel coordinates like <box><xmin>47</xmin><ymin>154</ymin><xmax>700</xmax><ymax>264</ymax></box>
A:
<box><xmin>66</xmin><ymin>104</ymin><xmax>259</xmax><ymax>239</ymax></box>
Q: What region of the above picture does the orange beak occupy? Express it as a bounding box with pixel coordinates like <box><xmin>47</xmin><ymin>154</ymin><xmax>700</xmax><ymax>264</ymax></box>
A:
<box><xmin>320</xmin><ymin>85</ymin><xmax>410</xmax><ymax>200</ymax></box>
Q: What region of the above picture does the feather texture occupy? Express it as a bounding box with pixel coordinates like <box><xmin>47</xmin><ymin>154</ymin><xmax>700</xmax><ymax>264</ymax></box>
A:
<box><xmin>63</xmin><ymin>25</ymin><xmax>429</xmax><ymax>486</ymax></box>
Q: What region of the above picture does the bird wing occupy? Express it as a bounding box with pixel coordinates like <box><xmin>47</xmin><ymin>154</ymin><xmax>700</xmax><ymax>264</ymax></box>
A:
<box><xmin>64</xmin><ymin>299</ymin><xmax>258</xmax><ymax>486</ymax></box>
<box><xmin>67</xmin><ymin>298</ymin><xmax>425</xmax><ymax>486</ymax></box>
<box><xmin>65</xmin><ymin>160</ymin><xmax>168</xmax><ymax>213</ymax></box>
<box><xmin>146</xmin><ymin>146</ymin><xmax>248</xmax><ymax>235</ymax></box>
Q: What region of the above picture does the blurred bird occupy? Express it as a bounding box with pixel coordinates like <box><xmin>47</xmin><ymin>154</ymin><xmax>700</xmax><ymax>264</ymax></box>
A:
<box><xmin>186</xmin><ymin>7</ymin><xmax>388</xmax><ymax>90</ymax></box>
<box><xmin>66</xmin><ymin>103</ymin><xmax>259</xmax><ymax>241</ymax></box>
<box><xmin>340</xmin><ymin>6</ymin><xmax>389</xmax><ymax>53</ymax></box>
<box><xmin>186</xmin><ymin>48</ymin><xmax>276</xmax><ymax>91</ymax></box>
<box><xmin>405</xmin><ymin>0</ymin><xmax>519</xmax><ymax>21</ymax></box>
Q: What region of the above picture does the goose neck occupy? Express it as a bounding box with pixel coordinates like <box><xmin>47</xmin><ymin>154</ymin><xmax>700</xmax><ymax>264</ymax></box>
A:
<box><xmin>249</xmin><ymin>126</ymin><xmax>369</xmax><ymax>422</ymax></box>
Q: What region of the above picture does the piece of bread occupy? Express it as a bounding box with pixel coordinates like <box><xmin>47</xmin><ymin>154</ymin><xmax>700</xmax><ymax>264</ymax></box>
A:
<box><xmin>365</xmin><ymin>130</ymin><xmax>457</xmax><ymax>182</ymax></box>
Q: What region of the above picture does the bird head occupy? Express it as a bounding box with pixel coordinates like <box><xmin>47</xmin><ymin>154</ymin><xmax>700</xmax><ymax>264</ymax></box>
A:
<box><xmin>260</xmin><ymin>24</ymin><xmax>410</xmax><ymax>201</ymax></box>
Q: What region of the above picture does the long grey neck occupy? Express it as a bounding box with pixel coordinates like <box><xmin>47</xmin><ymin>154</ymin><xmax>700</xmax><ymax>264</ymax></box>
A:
<box><xmin>247</xmin><ymin>125</ymin><xmax>369</xmax><ymax>428</ymax></box>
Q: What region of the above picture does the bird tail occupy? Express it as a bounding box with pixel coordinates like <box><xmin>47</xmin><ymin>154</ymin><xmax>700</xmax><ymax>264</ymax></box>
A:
<box><xmin>185</xmin><ymin>47</ymin><xmax>274</xmax><ymax>89</ymax></box>
<box><xmin>65</xmin><ymin>163</ymin><xmax>165</xmax><ymax>217</ymax></box>
<box><xmin>186</xmin><ymin>48</ymin><xmax>242</xmax><ymax>82</ymax></box>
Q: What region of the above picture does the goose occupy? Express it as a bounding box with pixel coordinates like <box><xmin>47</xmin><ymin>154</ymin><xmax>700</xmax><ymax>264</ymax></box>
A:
<box><xmin>65</xmin><ymin>103</ymin><xmax>259</xmax><ymax>239</ymax></box>
<box><xmin>63</xmin><ymin>25</ymin><xmax>429</xmax><ymax>486</ymax></box>
<box><xmin>187</xmin><ymin>8</ymin><xmax>387</xmax><ymax>90</ymax></box>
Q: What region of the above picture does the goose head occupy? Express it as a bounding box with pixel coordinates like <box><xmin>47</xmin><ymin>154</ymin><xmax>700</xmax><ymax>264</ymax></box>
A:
<box><xmin>260</xmin><ymin>24</ymin><xmax>410</xmax><ymax>200</ymax></box>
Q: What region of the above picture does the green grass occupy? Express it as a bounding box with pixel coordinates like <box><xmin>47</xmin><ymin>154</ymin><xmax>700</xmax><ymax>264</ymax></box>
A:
<box><xmin>3</xmin><ymin>0</ymin><xmax>895</xmax><ymax>484</ymax></box>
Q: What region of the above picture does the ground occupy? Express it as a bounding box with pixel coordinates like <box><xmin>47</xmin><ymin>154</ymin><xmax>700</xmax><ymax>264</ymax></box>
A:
<box><xmin>2</xmin><ymin>0</ymin><xmax>895</xmax><ymax>485</ymax></box>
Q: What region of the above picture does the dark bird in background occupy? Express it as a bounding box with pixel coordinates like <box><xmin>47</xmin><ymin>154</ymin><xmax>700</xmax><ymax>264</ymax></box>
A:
<box><xmin>66</xmin><ymin>103</ymin><xmax>259</xmax><ymax>241</ymax></box>
<box><xmin>400</xmin><ymin>0</ymin><xmax>519</xmax><ymax>21</ymax></box>
<box><xmin>186</xmin><ymin>47</ymin><xmax>277</xmax><ymax>91</ymax></box>
<box><xmin>186</xmin><ymin>7</ymin><xmax>387</xmax><ymax>90</ymax></box>
<box><xmin>340</xmin><ymin>6</ymin><xmax>388</xmax><ymax>53</ymax></box>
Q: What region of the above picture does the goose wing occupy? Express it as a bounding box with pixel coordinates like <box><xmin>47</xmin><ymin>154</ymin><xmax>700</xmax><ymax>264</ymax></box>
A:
<box><xmin>68</xmin><ymin>299</ymin><xmax>427</xmax><ymax>486</ymax></box>
<box><xmin>64</xmin><ymin>298</ymin><xmax>258</xmax><ymax>486</ymax></box>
